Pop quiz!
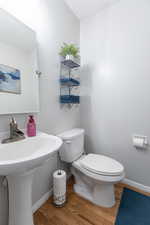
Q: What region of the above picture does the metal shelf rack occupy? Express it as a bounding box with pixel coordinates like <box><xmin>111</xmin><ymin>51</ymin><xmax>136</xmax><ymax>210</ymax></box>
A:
<box><xmin>60</xmin><ymin>59</ymin><xmax>80</xmax><ymax>105</ymax></box>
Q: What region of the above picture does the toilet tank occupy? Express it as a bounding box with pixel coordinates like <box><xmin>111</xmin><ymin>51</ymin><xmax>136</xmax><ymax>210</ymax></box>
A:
<box><xmin>58</xmin><ymin>129</ymin><xmax>85</xmax><ymax>163</ymax></box>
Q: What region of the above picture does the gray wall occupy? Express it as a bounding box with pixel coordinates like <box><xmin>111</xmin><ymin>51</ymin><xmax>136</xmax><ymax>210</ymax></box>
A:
<box><xmin>0</xmin><ymin>0</ymin><xmax>80</xmax><ymax>224</ymax></box>
<box><xmin>80</xmin><ymin>0</ymin><xmax>150</xmax><ymax>187</ymax></box>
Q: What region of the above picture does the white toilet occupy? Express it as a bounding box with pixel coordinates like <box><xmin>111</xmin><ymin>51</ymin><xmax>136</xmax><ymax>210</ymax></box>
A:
<box><xmin>58</xmin><ymin>128</ymin><xmax>125</xmax><ymax>208</ymax></box>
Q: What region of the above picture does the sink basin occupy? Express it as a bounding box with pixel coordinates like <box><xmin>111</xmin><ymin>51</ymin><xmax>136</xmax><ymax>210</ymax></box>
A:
<box><xmin>0</xmin><ymin>132</ymin><xmax>62</xmax><ymax>175</ymax></box>
<box><xmin>0</xmin><ymin>132</ymin><xmax>62</xmax><ymax>225</ymax></box>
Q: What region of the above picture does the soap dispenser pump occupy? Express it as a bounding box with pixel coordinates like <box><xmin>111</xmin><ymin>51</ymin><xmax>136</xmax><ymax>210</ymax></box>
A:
<box><xmin>27</xmin><ymin>115</ymin><xmax>36</xmax><ymax>137</ymax></box>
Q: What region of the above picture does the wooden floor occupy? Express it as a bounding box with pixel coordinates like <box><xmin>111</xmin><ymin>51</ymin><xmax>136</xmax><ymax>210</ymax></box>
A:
<box><xmin>34</xmin><ymin>178</ymin><xmax>149</xmax><ymax>225</ymax></box>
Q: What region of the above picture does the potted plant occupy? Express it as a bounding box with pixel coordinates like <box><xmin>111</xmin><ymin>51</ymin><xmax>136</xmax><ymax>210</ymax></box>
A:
<box><xmin>59</xmin><ymin>43</ymin><xmax>79</xmax><ymax>61</ymax></box>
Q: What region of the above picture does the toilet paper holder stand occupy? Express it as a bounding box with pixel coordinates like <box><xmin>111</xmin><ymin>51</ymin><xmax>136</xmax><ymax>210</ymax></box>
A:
<box><xmin>133</xmin><ymin>135</ymin><xmax>148</xmax><ymax>149</ymax></box>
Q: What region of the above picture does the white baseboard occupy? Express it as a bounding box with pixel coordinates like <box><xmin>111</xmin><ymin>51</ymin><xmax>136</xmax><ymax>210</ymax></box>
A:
<box><xmin>123</xmin><ymin>178</ymin><xmax>150</xmax><ymax>193</ymax></box>
<box><xmin>32</xmin><ymin>188</ymin><xmax>53</xmax><ymax>213</ymax></box>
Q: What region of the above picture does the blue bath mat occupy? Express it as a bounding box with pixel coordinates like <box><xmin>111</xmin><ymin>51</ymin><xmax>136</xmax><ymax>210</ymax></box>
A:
<box><xmin>115</xmin><ymin>188</ymin><xmax>150</xmax><ymax>225</ymax></box>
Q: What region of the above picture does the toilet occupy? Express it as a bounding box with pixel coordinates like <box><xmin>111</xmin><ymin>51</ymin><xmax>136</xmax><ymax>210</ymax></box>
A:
<box><xmin>58</xmin><ymin>128</ymin><xmax>125</xmax><ymax>208</ymax></box>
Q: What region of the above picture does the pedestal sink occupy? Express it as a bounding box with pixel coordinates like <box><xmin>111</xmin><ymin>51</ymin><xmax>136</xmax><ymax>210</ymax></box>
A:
<box><xmin>0</xmin><ymin>132</ymin><xmax>62</xmax><ymax>225</ymax></box>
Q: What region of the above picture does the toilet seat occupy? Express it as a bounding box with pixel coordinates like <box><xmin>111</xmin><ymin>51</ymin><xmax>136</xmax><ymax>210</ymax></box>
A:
<box><xmin>72</xmin><ymin>155</ymin><xmax>125</xmax><ymax>183</ymax></box>
<box><xmin>80</xmin><ymin>154</ymin><xmax>124</xmax><ymax>176</ymax></box>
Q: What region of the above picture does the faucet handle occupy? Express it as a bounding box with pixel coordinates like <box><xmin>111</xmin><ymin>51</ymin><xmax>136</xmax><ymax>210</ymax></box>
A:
<box><xmin>11</xmin><ymin>117</ymin><xmax>16</xmax><ymax>124</ymax></box>
<box><xmin>10</xmin><ymin>117</ymin><xmax>18</xmax><ymax>131</ymax></box>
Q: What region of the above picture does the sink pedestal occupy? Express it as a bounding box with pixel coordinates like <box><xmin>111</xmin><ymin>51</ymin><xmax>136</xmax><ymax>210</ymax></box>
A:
<box><xmin>0</xmin><ymin>132</ymin><xmax>62</xmax><ymax>225</ymax></box>
<box><xmin>7</xmin><ymin>170</ymin><xmax>34</xmax><ymax>225</ymax></box>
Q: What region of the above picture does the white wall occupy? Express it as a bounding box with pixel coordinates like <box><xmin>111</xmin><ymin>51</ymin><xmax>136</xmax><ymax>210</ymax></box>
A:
<box><xmin>81</xmin><ymin>0</ymin><xmax>150</xmax><ymax>187</ymax></box>
<box><xmin>0</xmin><ymin>0</ymin><xmax>80</xmax><ymax>224</ymax></box>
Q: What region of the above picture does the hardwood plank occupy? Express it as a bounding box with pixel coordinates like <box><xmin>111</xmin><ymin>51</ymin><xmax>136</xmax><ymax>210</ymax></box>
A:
<box><xmin>34</xmin><ymin>177</ymin><xmax>149</xmax><ymax>225</ymax></box>
<box><xmin>34</xmin><ymin>211</ymin><xmax>49</xmax><ymax>225</ymax></box>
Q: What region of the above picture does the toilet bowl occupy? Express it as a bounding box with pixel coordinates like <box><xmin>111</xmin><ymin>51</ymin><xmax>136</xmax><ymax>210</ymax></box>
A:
<box><xmin>72</xmin><ymin>154</ymin><xmax>125</xmax><ymax>207</ymax></box>
<box><xmin>58</xmin><ymin>128</ymin><xmax>125</xmax><ymax>208</ymax></box>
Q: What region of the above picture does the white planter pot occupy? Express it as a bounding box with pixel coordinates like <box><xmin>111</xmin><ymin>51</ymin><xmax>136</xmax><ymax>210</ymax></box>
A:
<box><xmin>65</xmin><ymin>54</ymin><xmax>74</xmax><ymax>61</ymax></box>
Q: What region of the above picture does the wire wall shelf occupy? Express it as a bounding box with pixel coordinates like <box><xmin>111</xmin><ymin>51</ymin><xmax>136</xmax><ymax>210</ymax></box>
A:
<box><xmin>60</xmin><ymin>59</ymin><xmax>80</xmax><ymax>106</ymax></box>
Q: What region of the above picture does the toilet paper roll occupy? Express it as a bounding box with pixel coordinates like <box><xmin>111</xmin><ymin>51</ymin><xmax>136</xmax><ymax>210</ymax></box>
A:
<box><xmin>133</xmin><ymin>136</ymin><xmax>146</xmax><ymax>149</ymax></box>
<box><xmin>53</xmin><ymin>170</ymin><xmax>66</xmax><ymax>206</ymax></box>
<box><xmin>53</xmin><ymin>170</ymin><xmax>66</xmax><ymax>196</ymax></box>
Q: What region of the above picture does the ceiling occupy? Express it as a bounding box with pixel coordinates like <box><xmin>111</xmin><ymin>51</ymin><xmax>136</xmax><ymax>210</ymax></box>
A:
<box><xmin>64</xmin><ymin>0</ymin><xmax>119</xmax><ymax>20</ymax></box>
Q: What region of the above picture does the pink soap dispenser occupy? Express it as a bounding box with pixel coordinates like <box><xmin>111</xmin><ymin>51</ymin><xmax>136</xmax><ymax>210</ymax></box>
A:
<box><xmin>27</xmin><ymin>115</ymin><xmax>36</xmax><ymax>137</ymax></box>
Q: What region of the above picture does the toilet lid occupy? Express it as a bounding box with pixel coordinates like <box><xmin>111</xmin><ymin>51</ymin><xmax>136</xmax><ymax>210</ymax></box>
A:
<box><xmin>80</xmin><ymin>154</ymin><xmax>124</xmax><ymax>176</ymax></box>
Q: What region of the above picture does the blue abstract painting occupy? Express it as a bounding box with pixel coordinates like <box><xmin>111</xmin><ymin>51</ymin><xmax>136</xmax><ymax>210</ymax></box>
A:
<box><xmin>0</xmin><ymin>64</ymin><xmax>21</xmax><ymax>94</ymax></box>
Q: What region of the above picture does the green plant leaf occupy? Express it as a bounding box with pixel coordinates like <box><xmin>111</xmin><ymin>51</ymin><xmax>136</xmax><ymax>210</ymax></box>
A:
<box><xmin>59</xmin><ymin>43</ymin><xmax>79</xmax><ymax>58</ymax></box>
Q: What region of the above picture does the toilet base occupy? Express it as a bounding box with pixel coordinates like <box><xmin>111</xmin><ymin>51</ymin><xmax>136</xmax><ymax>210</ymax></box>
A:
<box><xmin>72</xmin><ymin>167</ymin><xmax>116</xmax><ymax>208</ymax></box>
<box><xmin>74</xmin><ymin>183</ymin><xmax>115</xmax><ymax>208</ymax></box>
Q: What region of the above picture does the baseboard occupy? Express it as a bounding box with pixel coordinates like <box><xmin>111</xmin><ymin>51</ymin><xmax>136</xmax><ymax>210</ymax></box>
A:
<box><xmin>32</xmin><ymin>188</ymin><xmax>53</xmax><ymax>213</ymax></box>
<box><xmin>123</xmin><ymin>178</ymin><xmax>150</xmax><ymax>193</ymax></box>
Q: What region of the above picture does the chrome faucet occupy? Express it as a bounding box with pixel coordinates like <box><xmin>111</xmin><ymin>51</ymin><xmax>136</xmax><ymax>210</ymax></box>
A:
<box><xmin>2</xmin><ymin>117</ymin><xmax>25</xmax><ymax>144</ymax></box>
